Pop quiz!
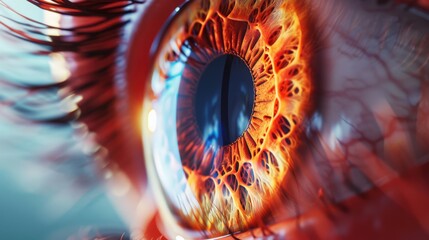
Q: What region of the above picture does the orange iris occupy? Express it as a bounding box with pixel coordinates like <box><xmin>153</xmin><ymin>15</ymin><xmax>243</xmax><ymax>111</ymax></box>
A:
<box><xmin>144</xmin><ymin>0</ymin><xmax>313</xmax><ymax>237</ymax></box>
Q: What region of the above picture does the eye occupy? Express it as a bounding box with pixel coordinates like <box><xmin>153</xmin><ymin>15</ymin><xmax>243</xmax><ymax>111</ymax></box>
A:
<box><xmin>2</xmin><ymin>0</ymin><xmax>429</xmax><ymax>239</ymax></box>
<box><xmin>141</xmin><ymin>0</ymin><xmax>312</xmax><ymax>236</ymax></box>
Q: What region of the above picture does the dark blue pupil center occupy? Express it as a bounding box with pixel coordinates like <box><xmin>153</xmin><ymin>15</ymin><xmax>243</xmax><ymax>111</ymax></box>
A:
<box><xmin>195</xmin><ymin>54</ymin><xmax>254</xmax><ymax>146</ymax></box>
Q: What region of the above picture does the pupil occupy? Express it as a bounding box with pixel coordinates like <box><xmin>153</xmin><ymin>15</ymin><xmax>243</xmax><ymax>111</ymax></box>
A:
<box><xmin>194</xmin><ymin>54</ymin><xmax>254</xmax><ymax>146</ymax></box>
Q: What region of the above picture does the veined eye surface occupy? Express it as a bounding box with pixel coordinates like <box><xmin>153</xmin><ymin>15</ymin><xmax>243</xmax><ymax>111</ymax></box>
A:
<box><xmin>143</xmin><ymin>0</ymin><xmax>312</xmax><ymax>236</ymax></box>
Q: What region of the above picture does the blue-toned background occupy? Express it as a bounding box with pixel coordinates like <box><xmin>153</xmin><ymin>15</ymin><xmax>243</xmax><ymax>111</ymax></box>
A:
<box><xmin>0</xmin><ymin>1</ymin><xmax>127</xmax><ymax>239</ymax></box>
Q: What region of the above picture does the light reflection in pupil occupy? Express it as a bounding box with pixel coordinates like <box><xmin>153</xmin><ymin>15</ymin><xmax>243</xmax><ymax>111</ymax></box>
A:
<box><xmin>195</xmin><ymin>54</ymin><xmax>254</xmax><ymax>146</ymax></box>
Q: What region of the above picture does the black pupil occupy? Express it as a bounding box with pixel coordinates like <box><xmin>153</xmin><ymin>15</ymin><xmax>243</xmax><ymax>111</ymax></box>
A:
<box><xmin>195</xmin><ymin>54</ymin><xmax>254</xmax><ymax>146</ymax></box>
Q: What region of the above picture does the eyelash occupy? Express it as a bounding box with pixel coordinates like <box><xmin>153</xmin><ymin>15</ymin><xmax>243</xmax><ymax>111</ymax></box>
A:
<box><xmin>0</xmin><ymin>0</ymin><xmax>145</xmax><ymax>163</ymax></box>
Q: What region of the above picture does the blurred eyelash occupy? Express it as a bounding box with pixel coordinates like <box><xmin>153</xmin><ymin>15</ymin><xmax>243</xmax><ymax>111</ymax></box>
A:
<box><xmin>1</xmin><ymin>1</ymin><xmax>145</xmax><ymax>53</ymax></box>
<box><xmin>0</xmin><ymin>0</ymin><xmax>146</xmax><ymax>206</ymax></box>
<box><xmin>29</xmin><ymin>0</ymin><xmax>145</xmax><ymax>15</ymax></box>
<box><xmin>0</xmin><ymin>0</ymin><xmax>145</xmax><ymax>151</ymax></box>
